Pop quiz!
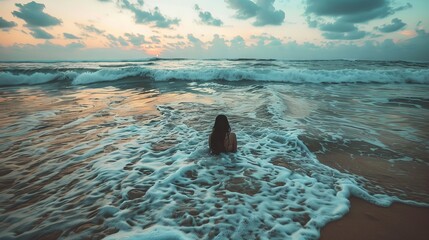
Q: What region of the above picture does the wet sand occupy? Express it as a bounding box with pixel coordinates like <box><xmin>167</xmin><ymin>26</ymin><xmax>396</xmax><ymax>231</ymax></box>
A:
<box><xmin>320</xmin><ymin>197</ymin><xmax>429</xmax><ymax>240</ymax></box>
<box><xmin>299</xmin><ymin>135</ymin><xmax>429</xmax><ymax>202</ymax></box>
<box><xmin>298</xmin><ymin>135</ymin><xmax>429</xmax><ymax>239</ymax></box>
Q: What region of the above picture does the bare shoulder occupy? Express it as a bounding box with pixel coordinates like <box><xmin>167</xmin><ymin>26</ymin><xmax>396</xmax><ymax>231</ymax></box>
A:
<box><xmin>229</xmin><ymin>132</ymin><xmax>237</xmax><ymax>152</ymax></box>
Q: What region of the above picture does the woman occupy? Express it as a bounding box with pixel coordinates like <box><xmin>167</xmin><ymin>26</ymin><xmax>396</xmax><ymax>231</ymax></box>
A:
<box><xmin>209</xmin><ymin>115</ymin><xmax>237</xmax><ymax>154</ymax></box>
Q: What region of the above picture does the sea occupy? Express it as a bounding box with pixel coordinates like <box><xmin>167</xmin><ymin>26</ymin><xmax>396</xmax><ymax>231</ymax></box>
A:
<box><xmin>1</xmin><ymin>59</ymin><xmax>428</xmax><ymax>239</ymax></box>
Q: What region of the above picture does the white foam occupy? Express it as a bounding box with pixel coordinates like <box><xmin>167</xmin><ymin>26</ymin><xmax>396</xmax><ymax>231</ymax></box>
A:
<box><xmin>71</xmin><ymin>68</ymin><xmax>144</xmax><ymax>85</ymax></box>
<box><xmin>105</xmin><ymin>226</ymin><xmax>192</xmax><ymax>240</ymax></box>
<box><xmin>134</xmin><ymin>67</ymin><xmax>429</xmax><ymax>84</ymax></box>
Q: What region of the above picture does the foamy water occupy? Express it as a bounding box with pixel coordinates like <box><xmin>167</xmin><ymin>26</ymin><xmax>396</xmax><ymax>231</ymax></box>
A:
<box><xmin>1</xmin><ymin>59</ymin><xmax>428</xmax><ymax>239</ymax></box>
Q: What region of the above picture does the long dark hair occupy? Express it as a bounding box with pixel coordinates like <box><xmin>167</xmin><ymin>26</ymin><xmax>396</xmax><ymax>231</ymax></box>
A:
<box><xmin>210</xmin><ymin>115</ymin><xmax>231</xmax><ymax>154</ymax></box>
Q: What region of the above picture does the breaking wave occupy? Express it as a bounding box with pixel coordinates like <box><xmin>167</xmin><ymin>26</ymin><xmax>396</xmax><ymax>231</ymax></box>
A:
<box><xmin>1</xmin><ymin>60</ymin><xmax>429</xmax><ymax>87</ymax></box>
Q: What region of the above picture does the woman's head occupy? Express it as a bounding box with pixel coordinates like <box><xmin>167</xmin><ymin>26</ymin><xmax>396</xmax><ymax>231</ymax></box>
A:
<box><xmin>213</xmin><ymin>114</ymin><xmax>231</xmax><ymax>132</ymax></box>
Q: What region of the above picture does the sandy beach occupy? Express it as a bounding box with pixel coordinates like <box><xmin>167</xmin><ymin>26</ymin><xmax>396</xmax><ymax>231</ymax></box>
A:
<box><xmin>321</xmin><ymin>197</ymin><xmax>429</xmax><ymax>240</ymax></box>
<box><xmin>301</xmin><ymin>134</ymin><xmax>429</xmax><ymax>239</ymax></box>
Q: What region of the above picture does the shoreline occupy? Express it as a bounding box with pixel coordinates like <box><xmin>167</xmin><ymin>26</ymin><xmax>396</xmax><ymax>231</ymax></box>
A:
<box><xmin>298</xmin><ymin>135</ymin><xmax>429</xmax><ymax>239</ymax></box>
<box><xmin>320</xmin><ymin>197</ymin><xmax>429</xmax><ymax>240</ymax></box>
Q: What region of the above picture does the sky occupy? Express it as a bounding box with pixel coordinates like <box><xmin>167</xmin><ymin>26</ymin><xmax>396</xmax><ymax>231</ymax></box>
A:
<box><xmin>0</xmin><ymin>0</ymin><xmax>428</xmax><ymax>61</ymax></box>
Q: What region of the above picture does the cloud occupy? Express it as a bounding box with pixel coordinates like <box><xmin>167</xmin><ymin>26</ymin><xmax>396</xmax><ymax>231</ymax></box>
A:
<box><xmin>12</xmin><ymin>1</ymin><xmax>62</xmax><ymax>27</ymax></box>
<box><xmin>306</xmin><ymin>0</ymin><xmax>386</xmax><ymax>17</ymax></box>
<box><xmin>375</xmin><ymin>18</ymin><xmax>406</xmax><ymax>33</ymax></box>
<box><xmin>305</xmin><ymin>0</ymin><xmax>412</xmax><ymax>40</ymax></box>
<box><xmin>187</xmin><ymin>34</ymin><xmax>204</xmax><ymax>47</ymax></box>
<box><xmin>305</xmin><ymin>0</ymin><xmax>411</xmax><ymax>23</ymax></box>
<box><xmin>323</xmin><ymin>30</ymin><xmax>366</xmax><ymax>40</ymax></box>
<box><xmin>2</xmin><ymin>31</ymin><xmax>428</xmax><ymax>61</ymax></box>
<box><xmin>226</xmin><ymin>0</ymin><xmax>258</xmax><ymax>19</ymax></box>
<box><xmin>0</xmin><ymin>17</ymin><xmax>17</xmax><ymax>29</ymax></box>
<box><xmin>250</xmin><ymin>34</ymin><xmax>284</xmax><ymax>47</ymax></box>
<box><xmin>194</xmin><ymin>4</ymin><xmax>223</xmax><ymax>26</ymax></box>
<box><xmin>106</xmin><ymin>34</ymin><xmax>129</xmax><ymax>47</ymax></box>
<box><xmin>319</xmin><ymin>21</ymin><xmax>357</xmax><ymax>33</ymax></box>
<box><xmin>225</xmin><ymin>0</ymin><xmax>285</xmax><ymax>26</ymax></box>
<box><xmin>307</xmin><ymin>0</ymin><xmax>412</xmax><ymax>23</ymax></box>
<box><xmin>29</xmin><ymin>28</ymin><xmax>54</xmax><ymax>39</ymax></box>
<box><xmin>0</xmin><ymin>42</ymin><xmax>150</xmax><ymax>61</ymax></box>
<box><xmin>150</xmin><ymin>36</ymin><xmax>160</xmax><ymax>44</ymax></box>
<box><xmin>210</xmin><ymin>34</ymin><xmax>229</xmax><ymax>51</ymax></box>
<box><xmin>76</xmin><ymin>23</ymin><xmax>105</xmax><ymax>34</ymax></box>
<box><xmin>63</xmin><ymin>33</ymin><xmax>80</xmax><ymax>39</ymax></box>
<box><xmin>66</xmin><ymin>42</ymin><xmax>85</xmax><ymax>49</ymax></box>
<box><xmin>124</xmin><ymin>33</ymin><xmax>149</xmax><ymax>46</ymax></box>
<box><xmin>161</xmin><ymin>32</ymin><xmax>429</xmax><ymax>61</ymax></box>
<box><xmin>231</xmin><ymin>36</ymin><xmax>246</xmax><ymax>48</ymax></box>
<box><xmin>119</xmin><ymin>0</ymin><xmax>180</xmax><ymax>28</ymax></box>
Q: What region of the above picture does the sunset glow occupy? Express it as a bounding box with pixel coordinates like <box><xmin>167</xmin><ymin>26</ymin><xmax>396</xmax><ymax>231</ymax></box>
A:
<box><xmin>0</xmin><ymin>0</ymin><xmax>428</xmax><ymax>60</ymax></box>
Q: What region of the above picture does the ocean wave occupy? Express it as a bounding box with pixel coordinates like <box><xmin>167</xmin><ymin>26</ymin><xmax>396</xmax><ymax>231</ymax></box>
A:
<box><xmin>1</xmin><ymin>66</ymin><xmax>429</xmax><ymax>86</ymax></box>
<box><xmin>67</xmin><ymin>67</ymin><xmax>429</xmax><ymax>85</ymax></box>
<box><xmin>71</xmin><ymin>68</ymin><xmax>144</xmax><ymax>85</ymax></box>
<box><xmin>0</xmin><ymin>71</ymin><xmax>78</xmax><ymax>86</ymax></box>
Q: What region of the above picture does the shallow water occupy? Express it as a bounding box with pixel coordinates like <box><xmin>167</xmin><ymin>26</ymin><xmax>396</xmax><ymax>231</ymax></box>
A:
<box><xmin>1</xmin><ymin>60</ymin><xmax>429</xmax><ymax>239</ymax></box>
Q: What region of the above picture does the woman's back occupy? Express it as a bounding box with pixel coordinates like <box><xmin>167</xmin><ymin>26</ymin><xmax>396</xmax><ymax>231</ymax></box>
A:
<box><xmin>209</xmin><ymin>115</ymin><xmax>237</xmax><ymax>154</ymax></box>
<box><xmin>209</xmin><ymin>132</ymin><xmax>237</xmax><ymax>154</ymax></box>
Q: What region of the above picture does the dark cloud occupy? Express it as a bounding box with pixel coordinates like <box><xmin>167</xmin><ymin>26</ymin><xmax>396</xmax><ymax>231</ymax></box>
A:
<box><xmin>0</xmin><ymin>17</ymin><xmax>17</xmax><ymax>29</ymax></box>
<box><xmin>76</xmin><ymin>24</ymin><xmax>105</xmax><ymax>34</ymax></box>
<box><xmin>29</xmin><ymin>28</ymin><xmax>54</xmax><ymax>39</ymax></box>
<box><xmin>12</xmin><ymin>1</ymin><xmax>62</xmax><ymax>27</ymax></box>
<box><xmin>225</xmin><ymin>0</ymin><xmax>285</xmax><ymax>26</ymax></box>
<box><xmin>106</xmin><ymin>34</ymin><xmax>129</xmax><ymax>47</ymax></box>
<box><xmin>124</xmin><ymin>33</ymin><xmax>149</xmax><ymax>46</ymax></box>
<box><xmin>306</xmin><ymin>16</ymin><xmax>318</xmax><ymax>28</ymax></box>
<box><xmin>305</xmin><ymin>0</ymin><xmax>411</xmax><ymax>40</ymax></box>
<box><xmin>306</xmin><ymin>0</ymin><xmax>386</xmax><ymax>16</ymax></box>
<box><xmin>194</xmin><ymin>4</ymin><xmax>223</xmax><ymax>26</ymax></box>
<box><xmin>375</xmin><ymin>18</ymin><xmax>406</xmax><ymax>33</ymax></box>
<box><xmin>119</xmin><ymin>0</ymin><xmax>180</xmax><ymax>28</ymax></box>
<box><xmin>305</xmin><ymin>0</ymin><xmax>412</xmax><ymax>23</ymax></box>
<box><xmin>63</xmin><ymin>33</ymin><xmax>80</xmax><ymax>39</ymax></box>
<box><xmin>226</xmin><ymin>0</ymin><xmax>258</xmax><ymax>19</ymax></box>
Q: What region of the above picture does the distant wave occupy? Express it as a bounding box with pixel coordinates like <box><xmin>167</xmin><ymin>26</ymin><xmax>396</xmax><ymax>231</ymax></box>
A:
<box><xmin>0</xmin><ymin>71</ymin><xmax>77</xmax><ymax>86</ymax></box>
<box><xmin>226</xmin><ymin>58</ymin><xmax>277</xmax><ymax>61</ymax></box>
<box><xmin>1</xmin><ymin>66</ymin><xmax>429</xmax><ymax>87</ymax></box>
